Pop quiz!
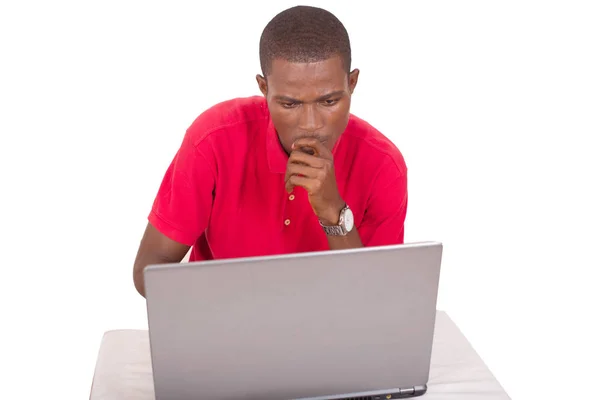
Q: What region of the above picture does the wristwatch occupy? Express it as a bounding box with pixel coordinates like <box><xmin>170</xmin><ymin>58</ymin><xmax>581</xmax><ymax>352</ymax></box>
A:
<box><xmin>320</xmin><ymin>204</ymin><xmax>354</xmax><ymax>236</ymax></box>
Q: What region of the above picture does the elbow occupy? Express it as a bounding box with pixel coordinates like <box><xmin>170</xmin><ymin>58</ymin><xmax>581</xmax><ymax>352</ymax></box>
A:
<box><xmin>133</xmin><ymin>267</ymin><xmax>146</xmax><ymax>298</ymax></box>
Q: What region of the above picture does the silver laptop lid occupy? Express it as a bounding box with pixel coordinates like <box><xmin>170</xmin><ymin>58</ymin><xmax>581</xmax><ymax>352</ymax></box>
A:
<box><xmin>144</xmin><ymin>242</ymin><xmax>443</xmax><ymax>400</ymax></box>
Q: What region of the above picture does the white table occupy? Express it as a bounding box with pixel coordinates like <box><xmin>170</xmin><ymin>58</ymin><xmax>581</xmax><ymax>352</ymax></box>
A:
<box><xmin>89</xmin><ymin>311</ymin><xmax>510</xmax><ymax>399</ymax></box>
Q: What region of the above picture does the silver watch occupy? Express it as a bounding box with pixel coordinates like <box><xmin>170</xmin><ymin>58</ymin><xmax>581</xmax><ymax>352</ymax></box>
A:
<box><xmin>320</xmin><ymin>204</ymin><xmax>354</xmax><ymax>236</ymax></box>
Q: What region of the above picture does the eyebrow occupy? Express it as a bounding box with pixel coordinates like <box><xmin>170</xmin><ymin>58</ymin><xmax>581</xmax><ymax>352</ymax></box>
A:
<box><xmin>274</xmin><ymin>90</ymin><xmax>345</xmax><ymax>103</ymax></box>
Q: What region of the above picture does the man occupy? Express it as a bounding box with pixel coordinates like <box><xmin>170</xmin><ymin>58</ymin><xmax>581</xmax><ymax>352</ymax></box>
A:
<box><xmin>133</xmin><ymin>5</ymin><xmax>408</xmax><ymax>297</ymax></box>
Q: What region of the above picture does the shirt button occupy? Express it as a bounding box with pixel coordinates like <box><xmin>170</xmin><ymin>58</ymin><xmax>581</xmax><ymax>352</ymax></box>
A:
<box><xmin>289</xmin><ymin>194</ymin><xmax>295</xmax><ymax>201</ymax></box>
<box><xmin>284</xmin><ymin>219</ymin><xmax>291</xmax><ymax>226</ymax></box>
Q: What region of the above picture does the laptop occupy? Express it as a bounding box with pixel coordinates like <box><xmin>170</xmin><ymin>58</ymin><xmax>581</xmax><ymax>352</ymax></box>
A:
<box><xmin>144</xmin><ymin>241</ymin><xmax>443</xmax><ymax>400</ymax></box>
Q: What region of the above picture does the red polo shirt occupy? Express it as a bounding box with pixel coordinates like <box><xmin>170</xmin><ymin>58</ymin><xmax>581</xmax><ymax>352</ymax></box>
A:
<box><xmin>148</xmin><ymin>96</ymin><xmax>407</xmax><ymax>262</ymax></box>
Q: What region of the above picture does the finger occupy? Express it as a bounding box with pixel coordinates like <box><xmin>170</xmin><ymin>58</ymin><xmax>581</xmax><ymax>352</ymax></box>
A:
<box><xmin>299</xmin><ymin>146</ymin><xmax>316</xmax><ymax>156</ymax></box>
<box><xmin>287</xmin><ymin>175</ymin><xmax>319</xmax><ymax>194</ymax></box>
<box><xmin>284</xmin><ymin>163</ymin><xmax>321</xmax><ymax>193</ymax></box>
<box><xmin>288</xmin><ymin>150</ymin><xmax>327</xmax><ymax>168</ymax></box>
<box><xmin>285</xmin><ymin>178</ymin><xmax>294</xmax><ymax>194</ymax></box>
<box><xmin>292</xmin><ymin>137</ymin><xmax>332</xmax><ymax>160</ymax></box>
<box><xmin>285</xmin><ymin>162</ymin><xmax>320</xmax><ymax>181</ymax></box>
<box><xmin>292</xmin><ymin>137</ymin><xmax>327</xmax><ymax>157</ymax></box>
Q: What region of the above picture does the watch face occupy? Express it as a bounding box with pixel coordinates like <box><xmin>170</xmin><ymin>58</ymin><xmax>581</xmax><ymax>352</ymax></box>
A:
<box><xmin>343</xmin><ymin>208</ymin><xmax>354</xmax><ymax>231</ymax></box>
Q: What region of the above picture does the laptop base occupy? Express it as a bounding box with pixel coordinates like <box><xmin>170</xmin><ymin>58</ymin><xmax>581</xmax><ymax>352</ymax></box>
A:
<box><xmin>298</xmin><ymin>384</ymin><xmax>427</xmax><ymax>400</ymax></box>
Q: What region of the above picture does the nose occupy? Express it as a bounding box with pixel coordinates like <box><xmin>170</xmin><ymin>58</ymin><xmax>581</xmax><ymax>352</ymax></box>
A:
<box><xmin>298</xmin><ymin>103</ymin><xmax>324</xmax><ymax>133</ymax></box>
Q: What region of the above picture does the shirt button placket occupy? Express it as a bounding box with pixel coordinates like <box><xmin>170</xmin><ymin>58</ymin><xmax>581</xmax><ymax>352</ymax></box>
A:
<box><xmin>284</xmin><ymin>191</ymin><xmax>295</xmax><ymax>227</ymax></box>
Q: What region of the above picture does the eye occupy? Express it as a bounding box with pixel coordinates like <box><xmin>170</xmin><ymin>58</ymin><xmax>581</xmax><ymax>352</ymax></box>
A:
<box><xmin>322</xmin><ymin>99</ymin><xmax>339</xmax><ymax>106</ymax></box>
<box><xmin>280</xmin><ymin>102</ymin><xmax>298</xmax><ymax>109</ymax></box>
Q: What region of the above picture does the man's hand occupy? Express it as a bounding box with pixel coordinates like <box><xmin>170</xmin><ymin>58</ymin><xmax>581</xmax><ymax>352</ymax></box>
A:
<box><xmin>285</xmin><ymin>137</ymin><xmax>345</xmax><ymax>224</ymax></box>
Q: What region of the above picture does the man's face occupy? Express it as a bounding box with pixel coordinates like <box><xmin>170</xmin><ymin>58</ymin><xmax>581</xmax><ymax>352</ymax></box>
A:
<box><xmin>256</xmin><ymin>56</ymin><xmax>359</xmax><ymax>154</ymax></box>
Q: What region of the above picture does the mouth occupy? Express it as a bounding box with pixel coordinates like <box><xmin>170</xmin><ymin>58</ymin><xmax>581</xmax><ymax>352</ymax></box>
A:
<box><xmin>296</xmin><ymin>134</ymin><xmax>328</xmax><ymax>142</ymax></box>
<box><xmin>302</xmin><ymin>138</ymin><xmax>329</xmax><ymax>146</ymax></box>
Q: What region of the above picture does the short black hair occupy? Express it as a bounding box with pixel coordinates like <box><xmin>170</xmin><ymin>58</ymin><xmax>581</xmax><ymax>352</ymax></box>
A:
<box><xmin>259</xmin><ymin>6</ymin><xmax>351</xmax><ymax>76</ymax></box>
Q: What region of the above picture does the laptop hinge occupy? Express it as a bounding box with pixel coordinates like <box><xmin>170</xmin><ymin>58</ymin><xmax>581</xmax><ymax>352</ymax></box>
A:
<box><xmin>398</xmin><ymin>385</ymin><xmax>427</xmax><ymax>397</ymax></box>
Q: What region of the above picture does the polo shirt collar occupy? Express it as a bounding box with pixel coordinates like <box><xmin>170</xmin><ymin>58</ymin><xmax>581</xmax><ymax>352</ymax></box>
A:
<box><xmin>266</xmin><ymin>118</ymin><xmax>289</xmax><ymax>174</ymax></box>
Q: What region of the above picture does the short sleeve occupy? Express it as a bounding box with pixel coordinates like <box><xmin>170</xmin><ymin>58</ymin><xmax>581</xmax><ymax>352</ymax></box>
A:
<box><xmin>148</xmin><ymin>131</ymin><xmax>216</xmax><ymax>246</ymax></box>
<box><xmin>357</xmin><ymin>157</ymin><xmax>408</xmax><ymax>246</ymax></box>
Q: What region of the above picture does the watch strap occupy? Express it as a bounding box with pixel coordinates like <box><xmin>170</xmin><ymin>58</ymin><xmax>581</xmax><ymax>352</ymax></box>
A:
<box><xmin>319</xmin><ymin>205</ymin><xmax>350</xmax><ymax>236</ymax></box>
<box><xmin>321</xmin><ymin>224</ymin><xmax>346</xmax><ymax>236</ymax></box>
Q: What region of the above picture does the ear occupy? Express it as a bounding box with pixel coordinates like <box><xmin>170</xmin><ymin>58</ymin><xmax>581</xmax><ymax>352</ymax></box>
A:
<box><xmin>256</xmin><ymin>74</ymin><xmax>268</xmax><ymax>97</ymax></box>
<box><xmin>348</xmin><ymin>68</ymin><xmax>360</xmax><ymax>95</ymax></box>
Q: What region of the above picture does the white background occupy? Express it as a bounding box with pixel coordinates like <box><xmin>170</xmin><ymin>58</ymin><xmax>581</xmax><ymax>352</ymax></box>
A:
<box><xmin>1</xmin><ymin>1</ymin><xmax>599</xmax><ymax>399</ymax></box>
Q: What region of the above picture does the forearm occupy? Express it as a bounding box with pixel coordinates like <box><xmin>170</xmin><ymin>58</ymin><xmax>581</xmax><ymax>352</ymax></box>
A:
<box><xmin>326</xmin><ymin>227</ymin><xmax>363</xmax><ymax>250</ymax></box>
<box><xmin>318</xmin><ymin>200</ymin><xmax>363</xmax><ymax>250</ymax></box>
<box><xmin>133</xmin><ymin>250</ymin><xmax>189</xmax><ymax>298</ymax></box>
<box><xmin>133</xmin><ymin>255</ymin><xmax>170</xmax><ymax>298</ymax></box>
<box><xmin>133</xmin><ymin>223</ymin><xmax>192</xmax><ymax>298</ymax></box>
<box><xmin>133</xmin><ymin>265</ymin><xmax>148</xmax><ymax>298</ymax></box>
